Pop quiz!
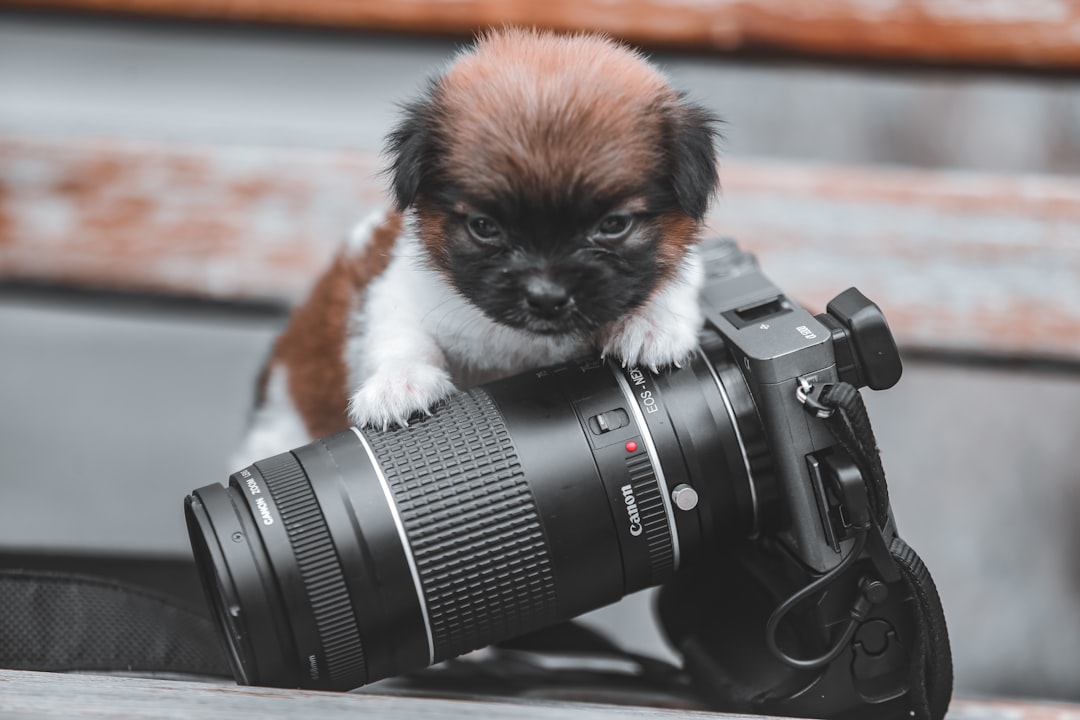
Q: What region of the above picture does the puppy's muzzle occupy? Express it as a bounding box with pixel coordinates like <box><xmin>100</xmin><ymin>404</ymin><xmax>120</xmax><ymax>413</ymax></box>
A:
<box><xmin>524</xmin><ymin>277</ymin><xmax>572</xmax><ymax>318</ymax></box>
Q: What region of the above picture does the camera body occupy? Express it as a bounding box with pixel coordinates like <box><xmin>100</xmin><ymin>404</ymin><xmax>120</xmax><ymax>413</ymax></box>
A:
<box><xmin>698</xmin><ymin>239</ymin><xmax>896</xmax><ymax>565</ymax></box>
<box><xmin>657</xmin><ymin>239</ymin><xmax>923</xmax><ymax>718</ymax></box>
<box><xmin>186</xmin><ymin>238</ymin><xmax>948</xmax><ymax>720</ymax></box>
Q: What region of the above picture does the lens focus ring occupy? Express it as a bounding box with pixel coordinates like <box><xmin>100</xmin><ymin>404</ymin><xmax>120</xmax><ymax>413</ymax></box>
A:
<box><xmin>362</xmin><ymin>388</ymin><xmax>558</xmax><ymax>661</ymax></box>
<box><xmin>256</xmin><ymin>452</ymin><xmax>366</xmax><ymax>685</ymax></box>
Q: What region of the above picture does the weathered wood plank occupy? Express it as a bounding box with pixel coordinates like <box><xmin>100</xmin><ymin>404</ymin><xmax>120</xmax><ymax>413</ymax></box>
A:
<box><xmin>0</xmin><ymin>668</ymin><xmax>761</xmax><ymax>719</ymax></box>
<box><xmin>0</xmin><ymin>138</ymin><xmax>381</xmax><ymax>303</ymax></box>
<box><xmin>719</xmin><ymin>161</ymin><xmax>1080</xmax><ymax>361</ymax></box>
<box><xmin>3</xmin><ymin>0</ymin><xmax>1080</xmax><ymax>71</ymax></box>
<box><xmin>2</xmin><ymin>669</ymin><xmax>1080</xmax><ymax>719</ymax></box>
<box><xmin>1</xmin><ymin>136</ymin><xmax>1078</xmax><ymax>361</ymax></box>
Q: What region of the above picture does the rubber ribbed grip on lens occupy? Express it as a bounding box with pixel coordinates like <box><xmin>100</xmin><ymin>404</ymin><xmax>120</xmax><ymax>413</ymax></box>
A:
<box><xmin>362</xmin><ymin>388</ymin><xmax>557</xmax><ymax>660</ymax></box>
<box><xmin>255</xmin><ymin>453</ymin><xmax>366</xmax><ymax>684</ymax></box>
<box><xmin>625</xmin><ymin>453</ymin><xmax>674</xmax><ymax>580</ymax></box>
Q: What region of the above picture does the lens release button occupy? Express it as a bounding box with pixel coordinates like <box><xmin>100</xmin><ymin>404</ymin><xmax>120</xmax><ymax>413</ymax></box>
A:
<box><xmin>588</xmin><ymin>408</ymin><xmax>630</xmax><ymax>434</ymax></box>
<box><xmin>672</xmin><ymin>484</ymin><xmax>699</xmax><ymax>511</ymax></box>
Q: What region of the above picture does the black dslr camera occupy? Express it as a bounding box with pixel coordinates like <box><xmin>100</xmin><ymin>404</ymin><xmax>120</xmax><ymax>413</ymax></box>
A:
<box><xmin>185</xmin><ymin>239</ymin><xmax>951</xmax><ymax>719</ymax></box>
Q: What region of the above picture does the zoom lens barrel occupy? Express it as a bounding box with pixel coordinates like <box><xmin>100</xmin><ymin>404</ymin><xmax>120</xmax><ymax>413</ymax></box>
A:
<box><xmin>185</xmin><ymin>340</ymin><xmax>767</xmax><ymax>690</ymax></box>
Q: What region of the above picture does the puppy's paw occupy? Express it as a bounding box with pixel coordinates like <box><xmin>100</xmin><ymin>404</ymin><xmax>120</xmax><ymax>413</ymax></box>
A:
<box><xmin>348</xmin><ymin>364</ymin><xmax>456</xmax><ymax>430</ymax></box>
<box><xmin>601</xmin><ymin>309</ymin><xmax>701</xmax><ymax>373</ymax></box>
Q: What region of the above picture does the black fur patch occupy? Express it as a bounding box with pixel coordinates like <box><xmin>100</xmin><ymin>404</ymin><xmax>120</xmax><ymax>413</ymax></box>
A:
<box><xmin>666</xmin><ymin>97</ymin><xmax>722</xmax><ymax>221</ymax></box>
<box><xmin>384</xmin><ymin>79</ymin><xmax>444</xmax><ymax>211</ymax></box>
<box><xmin>429</xmin><ymin>189</ymin><xmax>668</xmax><ymax>336</ymax></box>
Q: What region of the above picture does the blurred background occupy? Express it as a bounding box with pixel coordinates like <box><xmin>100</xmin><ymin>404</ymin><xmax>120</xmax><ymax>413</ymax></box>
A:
<box><xmin>1</xmin><ymin>0</ymin><xmax>1079</xmax><ymax>705</ymax></box>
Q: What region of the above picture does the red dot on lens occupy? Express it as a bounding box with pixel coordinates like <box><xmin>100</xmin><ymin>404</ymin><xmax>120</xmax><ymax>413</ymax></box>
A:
<box><xmin>625</xmin><ymin>441</ymin><xmax>638</xmax><ymax>453</ymax></box>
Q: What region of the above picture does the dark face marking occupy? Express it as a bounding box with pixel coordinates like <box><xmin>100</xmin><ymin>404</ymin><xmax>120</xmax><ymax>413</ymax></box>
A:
<box><xmin>417</xmin><ymin>188</ymin><xmax>669</xmax><ymax>336</ymax></box>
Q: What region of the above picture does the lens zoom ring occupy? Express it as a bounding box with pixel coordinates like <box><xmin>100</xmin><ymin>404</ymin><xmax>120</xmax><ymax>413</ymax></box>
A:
<box><xmin>364</xmin><ymin>388</ymin><xmax>558</xmax><ymax>660</ymax></box>
<box><xmin>256</xmin><ymin>452</ymin><xmax>366</xmax><ymax>683</ymax></box>
<box><xmin>625</xmin><ymin>453</ymin><xmax>674</xmax><ymax>580</ymax></box>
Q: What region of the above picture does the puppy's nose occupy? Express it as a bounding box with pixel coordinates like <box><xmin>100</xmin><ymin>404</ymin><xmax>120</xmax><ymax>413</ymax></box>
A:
<box><xmin>525</xmin><ymin>277</ymin><xmax>571</xmax><ymax>316</ymax></box>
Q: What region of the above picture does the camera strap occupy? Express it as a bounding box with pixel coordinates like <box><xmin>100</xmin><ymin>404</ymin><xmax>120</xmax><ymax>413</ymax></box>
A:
<box><xmin>816</xmin><ymin>381</ymin><xmax>954</xmax><ymax>720</ymax></box>
<box><xmin>0</xmin><ymin>569</ymin><xmax>232</xmax><ymax>678</ymax></box>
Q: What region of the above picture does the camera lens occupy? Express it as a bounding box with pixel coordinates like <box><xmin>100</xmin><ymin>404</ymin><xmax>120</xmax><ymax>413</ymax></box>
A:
<box><xmin>185</xmin><ymin>335</ymin><xmax>768</xmax><ymax>690</ymax></box>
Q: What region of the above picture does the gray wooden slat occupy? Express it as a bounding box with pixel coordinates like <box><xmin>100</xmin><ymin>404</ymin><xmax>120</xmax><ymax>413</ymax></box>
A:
<box><xmin>3</xmin><ymin>669</ymin><xmax>1080</xmax><ymax>719</ymax></box>
<box><xmin>0</xmin><ymin>668</ymin><xmax>751</xmax><ymax>720</ymax></box>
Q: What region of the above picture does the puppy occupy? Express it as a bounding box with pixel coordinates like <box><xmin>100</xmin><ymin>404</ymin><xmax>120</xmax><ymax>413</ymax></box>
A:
<box><xmin>235</xmin><ymin>29</ymin><xmax>719</xmax><ymax>465</ymax></box>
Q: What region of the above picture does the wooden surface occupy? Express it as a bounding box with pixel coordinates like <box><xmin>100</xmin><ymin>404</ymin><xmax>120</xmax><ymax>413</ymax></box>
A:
<box><xmin>3</xmin><ymin>669</ymin><xmax>1080</xmax><ymax>720</ymax></box>
<box><xmin>717</xmin><ymin>160</ymin><xmax>1080</xmax><ymax>363</ymax></box>
<box><xmin>2</xmin><ymin>135</ymin><xmax>1077</xmax><ymax>362</ymax></box>
<box><xmin>0</xmin><ymin>137</ymin><xmax>384</xmax><ymax>303</ymax></box>
<box><xmin>0</xmin><ymin>668</ymin><xmax>767</xmax><ymax>720</ymax></box>
<box><xmin>4</xmin><ymin>0</ymin><xmax>1080</xmax><ymax>72</ymax></box>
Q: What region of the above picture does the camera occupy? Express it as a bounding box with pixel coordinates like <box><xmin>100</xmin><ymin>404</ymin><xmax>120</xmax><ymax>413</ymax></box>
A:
<box><xmin>185</xmin><ymin>238</ymin><xmax>950</xmax><ymax>719</ymax></box>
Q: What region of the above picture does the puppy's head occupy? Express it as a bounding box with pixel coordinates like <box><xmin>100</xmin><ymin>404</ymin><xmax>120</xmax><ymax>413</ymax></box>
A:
<box><xmin>386</xmin><ymin>28</ymin><xmax>719</xmax><ymax>336</ymax></box>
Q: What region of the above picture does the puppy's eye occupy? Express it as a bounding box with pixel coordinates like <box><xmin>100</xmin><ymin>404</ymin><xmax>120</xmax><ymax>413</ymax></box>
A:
<box><xmin>593</xmin><ymin>213</ymin><xmax>634</xmax><ymax>242</ymax></box>
<box><xmin>466</xmin><ymin>215</ymin><xmax>503</xmax><ymax>243</ymax></box>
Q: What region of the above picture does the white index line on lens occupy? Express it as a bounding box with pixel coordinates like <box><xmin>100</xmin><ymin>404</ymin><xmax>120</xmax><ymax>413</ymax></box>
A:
<box><xmin>612</xmin><ymin>368</ymin><xmax>681</xmax><ymax>571</ymax></box>
<box><xmin>349</xmin><ymin>426</ymin><xmax>435</xmax><ymax>665</ymax></box>
<box><xmin>696</xmin><ymin>348</ymin><xmax>760</xmax><ymax>537</ymax></box>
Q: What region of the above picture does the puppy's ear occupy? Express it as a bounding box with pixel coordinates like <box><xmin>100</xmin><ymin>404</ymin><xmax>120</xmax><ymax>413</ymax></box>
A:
<box><xmin>666</xmin><ymin>97</ymin><xmax>721</xmax><ymax>221</ymax></box>
<box><xmin>384</xmin><ymin>83</ymin><xmax>441</xmax><ymax>211</ymax></box>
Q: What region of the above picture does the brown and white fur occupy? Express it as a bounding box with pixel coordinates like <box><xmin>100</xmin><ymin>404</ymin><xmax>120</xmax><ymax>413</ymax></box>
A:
<box><xmin>234</xmin><ymin>29</ymin><xmax>720</xmax><ymax>466</ymax></box>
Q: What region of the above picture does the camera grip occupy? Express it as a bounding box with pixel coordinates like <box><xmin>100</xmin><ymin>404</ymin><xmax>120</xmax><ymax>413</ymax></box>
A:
<box><xmin>658</xmin><ymin>529</ymin><xmax>950</xmax><ymax>719</ymax></box>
